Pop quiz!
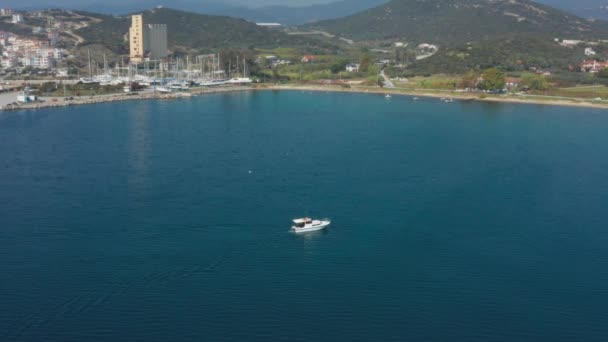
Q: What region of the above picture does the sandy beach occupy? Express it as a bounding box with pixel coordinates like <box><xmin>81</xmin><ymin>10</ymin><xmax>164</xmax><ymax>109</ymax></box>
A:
<box><xmin>267</xmin><ymin>84</ymin><xmax>608</xmax><ymax>110</ymax></box>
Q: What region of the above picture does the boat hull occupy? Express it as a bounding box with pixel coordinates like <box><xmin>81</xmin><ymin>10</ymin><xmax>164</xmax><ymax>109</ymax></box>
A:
<box><xmin>291</xmin><ymin>220</ymin><xmax>331</xmax><ymax>233</ymax></box>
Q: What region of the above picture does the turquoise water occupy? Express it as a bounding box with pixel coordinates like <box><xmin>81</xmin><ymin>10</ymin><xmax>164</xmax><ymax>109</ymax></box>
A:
<box><xmin>1</xmin><ymin>91</ymin><xmax>608</xmax><ymax>341</ymax></box>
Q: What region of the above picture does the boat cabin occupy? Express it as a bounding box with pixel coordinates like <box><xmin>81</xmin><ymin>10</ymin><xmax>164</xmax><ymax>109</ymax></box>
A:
<box><xmin>293</xmin><ymin>218</ymin><xmax>313</xmax><ymax>228</ymax></box>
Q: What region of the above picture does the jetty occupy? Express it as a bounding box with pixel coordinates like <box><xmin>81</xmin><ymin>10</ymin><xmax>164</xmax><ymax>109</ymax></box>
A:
<box><xmin>0</xmin><ymin>86</ymin><xmax>255</xmax><ymax>112</ymax></box>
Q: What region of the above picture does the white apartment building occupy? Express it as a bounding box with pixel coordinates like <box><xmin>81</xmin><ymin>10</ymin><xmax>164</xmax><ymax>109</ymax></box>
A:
<box><xmin>12</xmin><ymin>14</ymin><xmax>23</xmax><ymax>24</ymax></box>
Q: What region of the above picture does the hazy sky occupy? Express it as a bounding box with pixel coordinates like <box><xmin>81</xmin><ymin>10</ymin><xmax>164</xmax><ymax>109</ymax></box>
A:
<box><xmin>0</xmin><ymin>0</ymin><xmax>603</xmax><ymax>10</ymax></box>
<box><xmin>2</xmin><ymin>0</ymin><xmax>336</xmax><ymax>8</ymax></box>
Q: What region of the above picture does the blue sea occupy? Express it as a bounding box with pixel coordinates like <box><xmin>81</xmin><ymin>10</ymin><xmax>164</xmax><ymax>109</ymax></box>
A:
<box><xmin>1</xmin><ymin>91</ymin><xmax>608</xmax><ymax>341</ymax></box>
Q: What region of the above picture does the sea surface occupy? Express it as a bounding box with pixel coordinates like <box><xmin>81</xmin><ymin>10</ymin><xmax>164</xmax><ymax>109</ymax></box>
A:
<box><xmin>1</xmin><ymin>91</ymin><xmax>608</xmax><ymax>341</ymax></box>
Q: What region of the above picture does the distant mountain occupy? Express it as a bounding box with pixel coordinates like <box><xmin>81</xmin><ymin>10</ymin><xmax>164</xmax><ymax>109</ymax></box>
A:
<box><xmin>536</xmin><ymin>0</ymin><xmax>608</xmax><ymax>19</ymax></box>
<box><xmin>6</xmin><ymin>0</ymin><xmax>608</xmax><ymax>22</ymax></box>
<box><xmin>232</xmin><ymin>0</ymin><xmax>389</xmax><ymax>25</ymax></box>
<box><xmin>75</xmin><ymin>8</ymin><xmax>336</xmax><ymax>54</ymax></box>
<box><xmin>3</xmin><ymin>0</ymin><xmax>388</xmax><ymax>25</ymax></box>
<box><xmin>308</xmin><ymin>0</ymin><xmax>608</xmax><ymax>44</ymax></box>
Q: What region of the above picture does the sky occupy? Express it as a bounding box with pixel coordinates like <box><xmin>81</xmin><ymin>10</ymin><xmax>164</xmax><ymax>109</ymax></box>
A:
<box><xmin>2</xmin><ymin>0</ymin><xmax>335</xmax><ymax>8</ymax></box>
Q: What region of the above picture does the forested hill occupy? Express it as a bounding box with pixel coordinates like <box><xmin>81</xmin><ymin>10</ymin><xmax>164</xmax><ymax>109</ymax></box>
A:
<box><xmin>76</xmin><ymin>7</ymin><xmax>336</xmax><ymax>54</ymax></box>
<box><xmin>307</xmin><ymin>0</ymin><xmax>608</xmax><ymax>45</ymax></box>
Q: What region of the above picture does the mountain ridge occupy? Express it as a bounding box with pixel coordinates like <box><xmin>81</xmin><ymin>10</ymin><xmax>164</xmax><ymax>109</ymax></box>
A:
<box><xmin>6</xmin><ymin>0</ymin><xmax>608</xmax><ymax>25</ymax></box>
<box><xmin>307</xmin><ymin>0</ymin><xmax>608</xmax><ymax>45</ymax></box>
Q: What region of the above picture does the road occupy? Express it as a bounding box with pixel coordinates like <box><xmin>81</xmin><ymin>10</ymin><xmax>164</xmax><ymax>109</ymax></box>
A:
<box><xmin>380</xmin><ymin>70</ymin><xmax>395</xmax><ymax>88</ymax></box>
<box><xmin>0</xmin><ymin>92</ymin><xmax>19</xmax><ymax>108</ymax></box>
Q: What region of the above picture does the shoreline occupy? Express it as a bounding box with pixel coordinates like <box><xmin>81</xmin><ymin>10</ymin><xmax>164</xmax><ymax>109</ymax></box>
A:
<box><xmin>267</xmin><ymin>84</ymin><xmax>608</xmax><ymax>110</ymax></box>
<box><xmin>0</xmin><ymin>86</ymin><xmax>255</xmax><ymax>112</ymax></box>
<box><xmin>2</xmin><ymin>84</ymin><xmax>608</xmax><ymax>112</ymax></box>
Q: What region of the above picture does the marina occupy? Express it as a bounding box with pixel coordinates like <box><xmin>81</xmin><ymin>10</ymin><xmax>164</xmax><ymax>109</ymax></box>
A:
<box><xmin>74</xmin><ymin>53</ymin><xmax>252</xmax><ymax>90</ymax></box>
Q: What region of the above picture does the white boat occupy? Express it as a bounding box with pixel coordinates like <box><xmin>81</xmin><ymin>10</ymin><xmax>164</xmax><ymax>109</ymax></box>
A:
<box><xmin>291</xmin><ymin>218</ymin><xmax>331</xmax><ymax>233</ymax></box>
<box><xmin>79</xmin><ymin>77</ymin><xmax>99</xmax><ymax>84</ymax></box>
<box><xmin>226</xmin><ymin>77</ymin><xmax>253</xmax><ymax>85</ymax></box>
<box><xmin>199</xmin><ymin>79</ymin><xmax>227</xmax><ymax>87</ymax></box>
<box><xmin>168</xmin><ymin>81</ymin><xmax>190</xmax><ymax>91</ymax></box>
<box><xmin>156</xmin><ymin>86</ymin><xmax>172</xmax><ymax>93</ymax></box>
<box><xmin>385</xmin><ymin>94</ymin><xmax>392</xmax><ymax>98</ymax></box>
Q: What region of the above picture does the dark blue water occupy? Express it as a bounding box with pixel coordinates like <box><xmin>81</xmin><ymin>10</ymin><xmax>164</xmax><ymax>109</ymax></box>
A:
<box><xmin>1</xmin><ymin>91</ymin><xmax>608</xmax><ymax>341</ymax></box>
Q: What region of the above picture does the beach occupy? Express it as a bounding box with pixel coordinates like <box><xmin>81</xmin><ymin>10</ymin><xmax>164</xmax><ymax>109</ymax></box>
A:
<box><xmin>268</xmin><ymin>84</ymin><xmax>608</xmax><ymax>109</ymax></box>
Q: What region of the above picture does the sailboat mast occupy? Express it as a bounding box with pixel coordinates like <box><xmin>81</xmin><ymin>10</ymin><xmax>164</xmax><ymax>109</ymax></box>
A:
<box><xmin>87</xmin><ymin>49</ymin><xmax>92</xmax><ymax>78</ymax></box>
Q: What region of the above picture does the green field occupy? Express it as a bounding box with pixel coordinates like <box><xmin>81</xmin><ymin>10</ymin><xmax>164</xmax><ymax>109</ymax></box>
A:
<box><xmin>393</xmin><ymin>75</ymin><xmax>461</xmax><ymax>90</ymax></box>
<box><xmin>544</xmin><ymin>85</ymin><xmax>608</xmax><ymax>99</ymax></box>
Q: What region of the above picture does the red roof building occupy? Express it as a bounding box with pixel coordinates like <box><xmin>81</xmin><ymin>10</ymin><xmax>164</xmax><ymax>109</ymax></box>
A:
<box><xmin>301</xmin><ymin>55</ymin><xmax>315</xmax><ymax>63</ymax></box>
<box><xmin>581</xmin><ymin>60</ymin><xmax>608</xmax><ymax>73</ymax></box>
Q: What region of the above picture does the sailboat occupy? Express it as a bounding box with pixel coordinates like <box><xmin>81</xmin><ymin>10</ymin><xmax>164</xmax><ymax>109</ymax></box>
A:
<box><xmin>79</xmin><ymin>49</ymin><xmax>99</xmax><ymax>84</ymax></box>
<box><xmin>226</xmin><ymin>56</ymin><xmax>252</xmax><ymax>85</ymax></box>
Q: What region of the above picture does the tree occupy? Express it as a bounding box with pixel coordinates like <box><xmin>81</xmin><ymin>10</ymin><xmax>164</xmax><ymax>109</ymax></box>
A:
<box><xmin>330</xmin><ymin>58</ymin><xmax>349</xmax><ymax>74</ymax></box>
<box><xmin>218</xmin><ymin>48</ymin><xmax>260</xmax><ymax>76</ymax></box>
<box><xmin>459</xmin><ymin>70</ymin><xmax>480</xmax><ymax>89</ymax></box>
<box><xmin>521</xmin><ymin>73</ymin><xmax>549</xmax><ymax>91</ymax></box>
<box><xmin>359</xmin><ymin>53</ymin><xmax>371</xmax><ymax>73</ymax></box>
<box><xmin>37</xmin><ymin>82</ymin><xmax>58</xmax><ymax>94</ymax></box>
<box><xmin>272</xmin><ymin>68</ymin><xmax>280</xmax><ymax>82</ymax></box>
<box><xmin>597</xmin><ymin>68</ymin><xmax>608</xmax><ymax>79</ymax></box>
<box><xmin>478</xmin><ymin>68</ymin><xmax>506</xmax><ymax>91</ymax></box>
<box><xmin>368</xmin><ymin>64</ymin><xmax>379</xmax><ymax>77</ymax></box>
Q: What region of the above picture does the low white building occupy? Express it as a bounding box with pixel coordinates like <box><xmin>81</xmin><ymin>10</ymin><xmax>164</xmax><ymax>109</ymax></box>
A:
<box><xmin>56</xmin><ymin>68</ymin><xmax>69</xmax><ymax>77</ymax></box>
<box><xmin>11</xmin><ymin>14</ymin><xmax>23</xmax><ymax>24</ymax></box>
<box><xmin>417</xmin><ymin>43</ymin><xmax>438</xmax><ymax>53</ymax></box>
<box><xmin>256</xmin><ymin>23</ymin><xmax>281</xmax><ymax>27</ymax></box>
<box><xmin>345</xmin><ymin>63</ymin><xmax>360</xmax><ymax>72</ymax></box>
<box><xmin>585</xmin><ymin>47</ymin><xmax>597</xmax><ymax>56</ymax></box>
<box><xmin>558</xmin><ymin>39</ymin><xmax>583</xmax><ymax>47</ymax></box>
<box><xmin>0</xmin><ymin>8</ymin><xmax>13</xmax><ymax>16</ymax></box>
<box><xmin>1</xmin><ymin>57</ymin><xmax>17</xmax><ymax>68</ymax></box>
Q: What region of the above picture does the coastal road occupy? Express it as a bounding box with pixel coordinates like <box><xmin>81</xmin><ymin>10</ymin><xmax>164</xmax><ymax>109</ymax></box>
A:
<box><xmin>380</xmin><ymin>70</ymin><xmax>395</xmax><ymax>88</ymax></box>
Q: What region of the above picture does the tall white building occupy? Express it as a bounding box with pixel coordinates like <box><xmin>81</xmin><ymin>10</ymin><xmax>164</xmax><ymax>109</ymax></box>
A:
<box><xmin>129</xmin><ymin>15</ymin><xmax>145</xmax><ymax>63</ymax></box>
<box><xmin>129</xmin><ymin>15</ymin><xmax>168</xmax><ymax>63</ymax></box>
<box><xmin>146</xmin><ymin>24</ymin><xmax>167</xmax><ymax>60</ymax></box>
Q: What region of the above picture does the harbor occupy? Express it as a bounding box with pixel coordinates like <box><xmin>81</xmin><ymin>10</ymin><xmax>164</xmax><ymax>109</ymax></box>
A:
<box><xmin>0</xmin><ymin>85</ymin><xmax>255</xmax><ymax>111</ymax></box>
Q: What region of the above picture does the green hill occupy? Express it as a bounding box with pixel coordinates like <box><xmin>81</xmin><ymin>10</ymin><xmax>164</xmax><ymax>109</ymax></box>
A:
<box><xmin>406</xmin><ymin>36</ymin><xmax>590</xmax><ymax>74</ymax></box>
<box><xmin>308</xmin><ymin>0</ymin><xmax>608</xmax><ymax>45</ymax></box>
<box><xmin>77</xmin><ymin>7</ymin><xmax>336</xmax><ymax>55</ymax></box>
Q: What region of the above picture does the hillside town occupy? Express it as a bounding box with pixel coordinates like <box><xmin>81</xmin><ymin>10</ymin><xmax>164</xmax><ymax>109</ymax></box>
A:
<box><xmin>1</xmin><ymin>32</ymin><xmax>65</xmax><ymax>69</ymax></box>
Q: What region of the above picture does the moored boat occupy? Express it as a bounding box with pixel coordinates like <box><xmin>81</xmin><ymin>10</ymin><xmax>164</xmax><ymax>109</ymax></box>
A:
<box><xmin>226</xmin><ymin>77</ymin><xmax>253</xmax><ymax>85</ymax></box>
<box><xmin>156</xmin><ymin>86</ymin><xmax>172</xmax><ymax>93</ymax></box>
